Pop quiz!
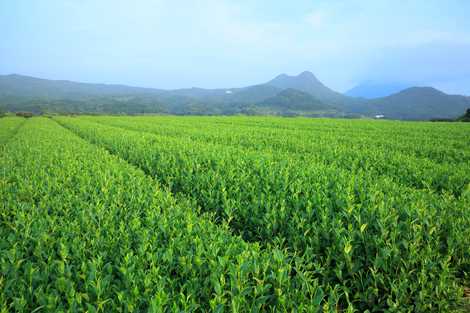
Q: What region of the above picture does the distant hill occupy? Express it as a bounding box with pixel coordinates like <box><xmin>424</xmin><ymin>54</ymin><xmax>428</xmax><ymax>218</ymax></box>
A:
<box><xmin>0</xmin><ymin>74</ymin><xmax>162</xmax><ymax>99</ymax></box>
<box><xmin>0</xmin><ymin>72</ymin><xmax>469</xmax><ymax>119</ymax></box>
<box><xmin>218</xmin><ymin>84</ymin><xmax>281</xmax><ymax>103</ymax></box>
<box><xmin>265</xmin><ymin>71</ymin><xmax>348</xmax><ymax>105</ymax></box>
<box><xmin>255</xmin><ymin>88</ymin><xmax>332</xmax><ymax>113</ymax></box>
<box><xmin>351</xmin><ymin>87</ymin><xmax>470</xmax><ymax>120</ymax></box>
<box><xmin>345</xmin><ymin>82</ymin><xmax>410</xmax><ymax>99</ymax></box>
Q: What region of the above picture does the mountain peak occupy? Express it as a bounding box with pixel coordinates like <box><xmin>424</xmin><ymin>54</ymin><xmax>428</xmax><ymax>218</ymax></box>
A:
<box><xmin>297</xmin><ymin>71</ymin><xmax>317</xmax><ymax>80</ymax></box>
<box><xmin>270</xmin><ymin>71</ymin><xmax>318</xmax><ymax>82</ymax></box>
<box><xmin>265</xmin><ymin>71</ymin><xmax>346</xmax><ymax>104</ymax></box>
<box><xmin>397</xmin><ymin>86</ymin><xmax>444</xmax><ymax>96</ymax></box>
<box><xmin>268</xmin><ymin>71</ymin><xmax>319</xmax><ymax>85</ymax></box>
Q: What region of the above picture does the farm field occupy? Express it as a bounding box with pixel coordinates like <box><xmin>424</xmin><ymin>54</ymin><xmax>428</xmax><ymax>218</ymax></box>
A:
<box><xmin>1</xmin><ymin>115</ymin><xmax>470</xmax><ymax>312</ymax></box>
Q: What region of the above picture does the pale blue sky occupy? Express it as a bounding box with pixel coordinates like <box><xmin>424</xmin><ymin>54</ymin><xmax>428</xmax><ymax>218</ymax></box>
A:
<box><xmin>1</xmin><ymin>0</ymin><xmax>469</xmax><ymax>94</ymax></box>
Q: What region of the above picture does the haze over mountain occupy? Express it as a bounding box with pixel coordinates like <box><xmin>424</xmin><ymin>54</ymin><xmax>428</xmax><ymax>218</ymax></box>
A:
<box><xmin>353</xmin><ymin>87</ymin><xmax>470</xmax><ymax>120</ymax></box>
<box><xmin>345</xmin><ymin>82</ymin><xmax>411</xmax><ymax>99</ymax></box>
<box><xmin>0</xmin><ymin>74</ymin><xmax>164</xmax><ymax>99</ymax></box>
<box><xmin>1</xmin><ymin>72</ymin><xmax>469</xmax><ymax>120</ymax></box>
<box><xmin>265</xmin><ymin>71</ymin><xmax>347</xmax><ymax>105</ymax></box>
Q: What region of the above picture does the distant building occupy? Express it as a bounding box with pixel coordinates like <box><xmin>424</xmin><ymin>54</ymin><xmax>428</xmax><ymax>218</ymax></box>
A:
<box><xmin>375</xmin><ymin>114</ymin><xmax>385</xmax><ymax>119</ymax></box>
<box><xmin>225</xmin><ymin>90</ymin><xmax>233</xmax><ymax>94</ymax></box>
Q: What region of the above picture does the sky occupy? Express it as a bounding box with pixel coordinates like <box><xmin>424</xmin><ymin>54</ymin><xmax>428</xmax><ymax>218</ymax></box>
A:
<box><xmin>1</xmin><ymin>0</ymin><xmax>469</xmax><ymax>94</ymax></box>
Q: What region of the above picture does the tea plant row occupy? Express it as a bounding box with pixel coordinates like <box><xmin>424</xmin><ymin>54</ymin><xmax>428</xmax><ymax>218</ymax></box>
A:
<box><xmin>56</xmin><ymin>116</ymin><xmax>470</xmax><ymax>312</ymax></box>
<box><xmin>83</xmin><ymin>116</ymin><xmax>470</xmax><ymax>197</ymax></box>
<box><xmin>1</xmin><ymin>118</ymin><xmax>326</xmax><ymax>312</ymax></box>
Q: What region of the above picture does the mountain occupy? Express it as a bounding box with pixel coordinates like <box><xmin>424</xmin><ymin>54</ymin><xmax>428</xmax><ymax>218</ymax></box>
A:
<box><xmin>1</xmin><ymin>73</ymin><xmax>469</xmax><ymax>119</ymax></box>
<box><xmin>0</xmin><ymin>74</ymin><xmax>163</xmax><ymax>99</ymax></box>
<box><xmin>221</xmin><ymin>85</ymin><xmax>280</xmax><ymax>103</ymax></box>
<box><xmin>351</xmin><ymin>87</ymin><xmax>470</xmax><ymax>120</ymax></box>
<box><xmin>255</xmin><ymin>89</ymin><xmax>332</xmax><ymax>112</ymax></box>
<box><xmin>265</xmin><ymin>71</ymin><xmax>349</xmax><ymax>105</ymax></box>
<box><xmin>345</xmin><ymin>82</ymin><xmax>410</xmax><ymax>99</ymax></box>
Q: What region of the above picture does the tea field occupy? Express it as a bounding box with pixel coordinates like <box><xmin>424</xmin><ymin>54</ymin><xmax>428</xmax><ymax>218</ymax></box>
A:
<box><xmin>1</xmin><ymin>115</ymin><xmax>469</xmax><ymax>312</ymax></box>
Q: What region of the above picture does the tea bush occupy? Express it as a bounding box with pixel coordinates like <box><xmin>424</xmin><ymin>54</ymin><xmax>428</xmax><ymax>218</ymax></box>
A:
<box><xmin>55</xmin><ymin>116</ymin><xmax>470</xmax><ymax>312</ymax></box>
<box><xmin>1</xmin><ymin>118</ymin><xmax>324</xmax><ymax>312</ymax></box>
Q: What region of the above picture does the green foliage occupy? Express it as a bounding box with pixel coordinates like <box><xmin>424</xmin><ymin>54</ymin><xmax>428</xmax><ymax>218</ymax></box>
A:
<box><xmin>458</xmin><ymin>108</ymin><xmax>470</xmax><ymax>122</ymax></box>
<box><xmin>0</xmin><ymin>118</ymin><xmax>322</xmax><ymax>312</ymax></box>
<box><xmin>255</xmin><ymin>88</ymin><xmax>334</xmax><ymax>114</ymax></box>
<box><xmin>0</xmin><ymin>117</ymin><xmax>25</xmax><ymax>145</ymax></box>
<box><xmin>2</xmin><ymin>116</ymin><xmax>470</xmax><ymax>312</ymax></box>
<box><xmin>54</xmin><ymin>115</ymin><xmax>470</xmax><ymax>312</ymax></box>
<box><xmin>76</xmin><ymin>115</ymin><xmax>470</xmax><ymax>196</ymax></box>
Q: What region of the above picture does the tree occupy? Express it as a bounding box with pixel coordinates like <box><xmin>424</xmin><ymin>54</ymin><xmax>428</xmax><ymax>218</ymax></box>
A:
<box><xmin>458</xmin><ymin>108</ymin><xmax>470</xmax><ymax>122</ymax></box>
